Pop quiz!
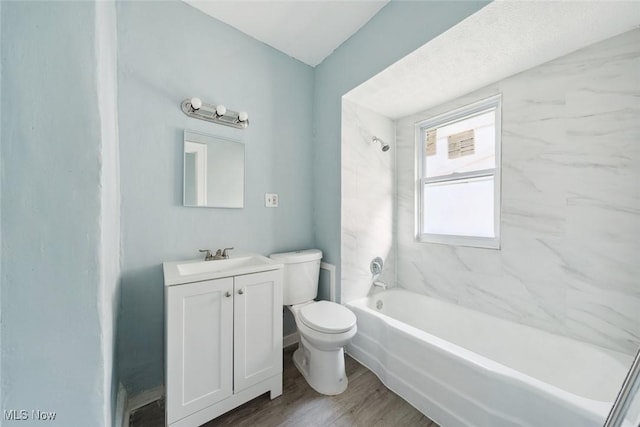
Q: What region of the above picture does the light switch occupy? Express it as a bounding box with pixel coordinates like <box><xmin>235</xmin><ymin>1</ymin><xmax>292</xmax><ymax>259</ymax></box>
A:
<box><xmin>265</xmin><ymin>193</ymin><xmax>279</xmax><ymax>207</ymax></box>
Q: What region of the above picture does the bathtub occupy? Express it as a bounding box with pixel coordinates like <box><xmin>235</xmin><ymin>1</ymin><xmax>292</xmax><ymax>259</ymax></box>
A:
<box><xmin>346</xmin><ymin>289</ymin><xmax>634</xmax><ymax>427</ymax></box>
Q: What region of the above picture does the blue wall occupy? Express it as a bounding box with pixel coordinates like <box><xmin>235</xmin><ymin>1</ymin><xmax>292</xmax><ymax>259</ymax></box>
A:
<box><xmin>313</xmin><ymin>0</ymin><xmax>489</xmax><ymax>300</ymax></box>
<box><xmin>116</xmin><ymin>1</ymin><xmax>315</xmax><ymax>394</ymax></box>
<box><xmin>1</xmin><ymin>2</ymin><xmax>111</xmax><ymax>425</ymax></box>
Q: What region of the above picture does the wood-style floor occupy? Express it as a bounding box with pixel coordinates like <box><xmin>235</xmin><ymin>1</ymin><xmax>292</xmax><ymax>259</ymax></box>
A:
<box><xmin>130</xmin><ymin>346</ymin><xmax>438</xmax><ymax>427</ymax></box>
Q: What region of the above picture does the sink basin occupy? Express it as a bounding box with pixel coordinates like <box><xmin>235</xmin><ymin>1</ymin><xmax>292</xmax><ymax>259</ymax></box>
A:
<box><xmin>164</xmin><ymin>253</ymin><xmax>283</xmax><ymax>285</ymax></box>
<box><xmin>177</xmin><ymin>255</ymin><xmax>272</xmax><ymax>276</ymax></box>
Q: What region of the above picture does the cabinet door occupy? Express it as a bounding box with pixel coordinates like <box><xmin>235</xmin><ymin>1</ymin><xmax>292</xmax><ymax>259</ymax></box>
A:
<box><xmin>166</xmin><ymin>278</ymin><xmax>233</xmax><ymax>425</ymax></box>
<box><xmin>233</xmin><ymin>270</ymin><xmax>283</xmax><ymax>392</ymax></box>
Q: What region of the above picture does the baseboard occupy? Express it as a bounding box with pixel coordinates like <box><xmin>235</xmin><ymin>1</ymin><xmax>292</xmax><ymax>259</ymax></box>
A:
<box><xmin>283</xmin><ymin>332</ymin><xmax>299</xmax><ymax>349</ymax></box>
<box><xmin>126</xmin><ymin>384</ymin><xmax>165</xmax><ymax>424</ymax></box>
<box><xmin>115</xmin><ymin>383</ymin><xmax>128</xmax><ymax>427</ymax></box>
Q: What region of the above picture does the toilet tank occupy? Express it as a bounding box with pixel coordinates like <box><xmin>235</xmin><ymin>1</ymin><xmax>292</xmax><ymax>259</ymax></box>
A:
<box><xmin>270</xmin><ymin>249</ymin><xmax>322</xmax><ymax>305</ymax></box>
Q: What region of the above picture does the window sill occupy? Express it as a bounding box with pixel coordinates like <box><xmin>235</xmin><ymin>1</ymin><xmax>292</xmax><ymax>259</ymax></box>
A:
<box><xmin>416</xmin><ymin>233</ymin><xmax>500</xmax><ymax>249</ymax></box>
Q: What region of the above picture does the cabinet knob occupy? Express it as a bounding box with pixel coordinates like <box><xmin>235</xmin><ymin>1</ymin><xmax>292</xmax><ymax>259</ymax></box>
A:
<box><xmin>225</xmin><ymin>291</ymin><xmax>232</xmax><ymax>298</ymax></box>
<box><xmin>238</xmin><ymin>289</ymin><xmax>244</xmax><ymax>295</ymax></box>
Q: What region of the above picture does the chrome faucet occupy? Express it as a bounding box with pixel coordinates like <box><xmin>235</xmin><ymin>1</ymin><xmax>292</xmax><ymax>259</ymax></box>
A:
<box><xmin>373</xmin><ymin>281</ymin><xmax>387</xmax><ymax>291</ymax></box>
<box><xmin>200</xmin><ymin>247</ymin><xmax>234</xmax><ymax>261</ymax></box>
<box><xmin>199</xmin><ymin>249</ymin><xmax>215</xmax><ymax>261</ymax></box>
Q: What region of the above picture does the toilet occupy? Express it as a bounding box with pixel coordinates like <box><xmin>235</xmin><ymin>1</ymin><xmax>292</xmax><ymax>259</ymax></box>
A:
<box><xmin>270</xmin><ymin>249</ymin><xmax>357</xmax><ymax>395</ymax></box>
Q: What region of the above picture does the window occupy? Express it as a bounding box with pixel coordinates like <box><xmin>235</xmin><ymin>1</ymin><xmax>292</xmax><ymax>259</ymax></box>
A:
<box><xmin>416</xmin><ymin>95</ymin><xmax>501</xmax><ymax>249</ymax></box>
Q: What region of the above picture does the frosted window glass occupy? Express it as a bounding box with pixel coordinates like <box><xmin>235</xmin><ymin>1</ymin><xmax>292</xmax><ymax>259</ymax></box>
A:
<box><xmin>425</xmin><ymin>110</ymin><xmax>495</xmax><ymax>178</ymax></box>
<box><xmin>423</xmin><ymin>176</ymin><xmax>495</xmax><ymax>237</ymax></box>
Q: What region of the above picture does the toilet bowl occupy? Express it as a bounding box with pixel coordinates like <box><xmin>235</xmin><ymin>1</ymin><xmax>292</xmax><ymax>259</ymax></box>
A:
<box><xmin>289</xmin><ymin>301</ymin><xmax>357</xmax><ymax>395</ymax></box>
<box><xmin>270</xmin><ymin>249</ymin><xmax>358</xmax><ymax>395</ymax></box>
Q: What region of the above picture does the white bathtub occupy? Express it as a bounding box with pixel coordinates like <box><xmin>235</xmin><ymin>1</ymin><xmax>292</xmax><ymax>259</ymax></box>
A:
<box><xmin>346</xmin><ymin>289</ymin><xmax>634</xmax><ymax>427</ymax></box>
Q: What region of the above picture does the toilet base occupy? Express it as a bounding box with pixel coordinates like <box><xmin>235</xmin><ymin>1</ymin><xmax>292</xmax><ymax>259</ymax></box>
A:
<box><xmin>292</xmin><ymin>337</ymin><xmax>348</xmax><ymax>395</ymax></box>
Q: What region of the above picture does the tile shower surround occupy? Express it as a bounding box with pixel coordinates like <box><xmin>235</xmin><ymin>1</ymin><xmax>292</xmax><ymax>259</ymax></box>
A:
<box><xmin>341</xmin><ymin>99</ymin><xmax>396</xmax><ymax>304</ymax></box>
<box><xmin>343</xmin><ymin>28</ymin><xmax>640</xmax><ymax>355</ymax></box>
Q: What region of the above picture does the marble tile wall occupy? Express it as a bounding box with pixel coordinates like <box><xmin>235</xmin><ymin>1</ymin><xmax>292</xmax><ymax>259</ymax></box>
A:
<box><xmin>395</xmin><ymin>29</ymin><xmax>640</xmax><ymax>354</ymax></box>
<box><xmin>341</xmin><ymin>99</ymin><xmax>395</xmax><ymax>303</ymax></box>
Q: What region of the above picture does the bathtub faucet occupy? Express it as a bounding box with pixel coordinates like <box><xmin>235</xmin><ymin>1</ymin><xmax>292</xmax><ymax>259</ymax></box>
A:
<box><xmin>372</xmin><ymin>281</ymin><xmax>387</xmax><ymax>291</ymax></box>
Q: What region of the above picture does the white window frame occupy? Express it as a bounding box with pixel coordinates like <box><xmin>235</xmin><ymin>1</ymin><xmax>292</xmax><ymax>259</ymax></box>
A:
<box><xmin>415</xmin><ymin>94</ymin><xmax>502</xmax><ymax>249</ymax></box>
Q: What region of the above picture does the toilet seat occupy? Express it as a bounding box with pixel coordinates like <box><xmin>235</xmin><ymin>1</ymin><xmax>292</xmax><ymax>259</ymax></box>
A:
<box><xmin>299</xmin><ymin>301</ymin><xmax>356</xmax><ymax>334</ymax></box>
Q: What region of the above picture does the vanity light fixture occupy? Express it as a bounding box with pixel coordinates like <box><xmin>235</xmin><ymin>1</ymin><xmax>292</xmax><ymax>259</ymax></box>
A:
<box><xmin>181</xmin><ymin>97</ymin><xmax>249</xmax><ymax>129</ymax></box>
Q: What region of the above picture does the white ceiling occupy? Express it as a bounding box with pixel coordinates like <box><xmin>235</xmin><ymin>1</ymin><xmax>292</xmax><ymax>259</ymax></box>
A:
<box><xmin>184</xmin><ymin>0</ymin><xmax>389</xmax><ymax>67</ymax></box>
<box><xmin>345</xmin><ymin>1</ymin><xmax>640</xmax><ymax>119</ymax></box>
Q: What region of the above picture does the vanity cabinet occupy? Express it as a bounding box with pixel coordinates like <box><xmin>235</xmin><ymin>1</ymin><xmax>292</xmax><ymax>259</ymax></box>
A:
<box><xmin>165</xmin><ymin>269</ymin><xmax>283</xmax><ymax>427</ymax></box>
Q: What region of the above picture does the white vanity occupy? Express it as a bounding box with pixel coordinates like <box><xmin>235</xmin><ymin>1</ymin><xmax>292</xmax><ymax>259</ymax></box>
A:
<box><xmin>163</xmin><ymin>254</ymin><xmax>284</xmax><ymax>427</ymax></box>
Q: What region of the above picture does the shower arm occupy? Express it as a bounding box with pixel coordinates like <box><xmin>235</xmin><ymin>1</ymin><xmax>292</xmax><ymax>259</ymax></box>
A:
<box><xmin>372</xmin><ymin>136</ymin><xmax>390</xmax><ymax>152</ymax></box>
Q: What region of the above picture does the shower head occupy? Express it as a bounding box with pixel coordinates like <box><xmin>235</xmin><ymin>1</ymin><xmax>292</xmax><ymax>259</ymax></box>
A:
<box><xmin>372</xmin><ymin>136</ymin><xmax>390</xmax><ymax>152</ymax></box>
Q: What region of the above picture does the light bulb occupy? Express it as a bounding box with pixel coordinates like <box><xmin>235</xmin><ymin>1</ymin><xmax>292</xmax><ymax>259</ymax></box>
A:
<box><xmin>238</xmin><ymin>111</ymin><xmax>249</xmax><ymax>122</ymax></box>
<box><xmin>190</xmin><ymin>97</ymin><xmax>202</xmax><ymax>110</ymax></box>
<box><xmin>216</xmin><ymin>105</ymin><xmax>227</xmax><ymax>116</ymax></box>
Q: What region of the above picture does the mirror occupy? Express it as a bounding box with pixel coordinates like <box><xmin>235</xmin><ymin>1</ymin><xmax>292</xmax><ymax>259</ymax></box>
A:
<box><xmin>183</xmin><ymin>130</ymin><xmax>245</xmax><ymax>208</ymax></box>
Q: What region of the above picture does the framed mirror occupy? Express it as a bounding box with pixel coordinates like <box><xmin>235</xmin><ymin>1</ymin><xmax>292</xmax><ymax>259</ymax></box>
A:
<box><xmin>183</xmin><ymin>130</ymin><xmax>245</xmax><ymax>208</ymax></box>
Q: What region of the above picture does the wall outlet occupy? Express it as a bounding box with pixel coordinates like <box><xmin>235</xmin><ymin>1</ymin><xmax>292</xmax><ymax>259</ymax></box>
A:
<box><xmin>265</xmin><ymin>193</ymin><xmax>279</xmax><ymax>207</ymax></box>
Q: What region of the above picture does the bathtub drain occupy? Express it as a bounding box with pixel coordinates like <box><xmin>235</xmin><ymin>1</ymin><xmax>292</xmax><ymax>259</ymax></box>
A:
<box><xmin>376</xmin><ymin>300</ymin><xmax>383</xmax><ymax>310</ymax></box>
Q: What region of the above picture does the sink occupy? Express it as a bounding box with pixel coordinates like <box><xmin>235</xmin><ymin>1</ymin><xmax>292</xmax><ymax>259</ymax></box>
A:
<box><xmin>164</xmin><ymin>253</ymin><xmax>283</xmax><ymax>285</ymax></box>
<box><xmin>177</xmin><ymin>255</ymin><xmax>272</xmax><ymax>276</ymax></box>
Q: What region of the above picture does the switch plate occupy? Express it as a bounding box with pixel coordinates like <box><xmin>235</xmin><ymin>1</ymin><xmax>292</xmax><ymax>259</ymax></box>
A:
<box><xmin>265</xmin><ymin>193</ymin><xmax>279</xmax><ymax>207</ymax></box>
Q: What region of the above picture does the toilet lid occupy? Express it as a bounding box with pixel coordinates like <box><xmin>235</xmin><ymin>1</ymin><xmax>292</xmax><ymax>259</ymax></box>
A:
<box><xmin>299</xmin><ymin>301</ymin><xmax>356</xmax><ymax>334</ymax></box>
